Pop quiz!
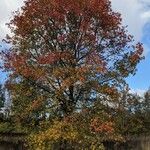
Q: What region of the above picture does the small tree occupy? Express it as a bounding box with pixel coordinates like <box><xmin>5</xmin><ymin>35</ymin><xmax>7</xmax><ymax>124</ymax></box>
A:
<box><xmin>0</xmin><ymin>84</ymin><xmax>5</xmax><ymax>121</ymax></box>
<box><xmin>0</xmin><ymin>84</ymin><xmax>5</xmax><ymax>110</ymax></box>
<box><xmin>143</xmin><ymin>89</ymin><xmax>150</xmax><ymax>113</ymax></box>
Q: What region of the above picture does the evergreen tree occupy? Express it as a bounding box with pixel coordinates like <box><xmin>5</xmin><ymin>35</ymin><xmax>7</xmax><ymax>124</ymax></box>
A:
<box><xmin>0</xmin><ymin>84</ymin><xmax>5</xmax><ymax>110</ymax></box>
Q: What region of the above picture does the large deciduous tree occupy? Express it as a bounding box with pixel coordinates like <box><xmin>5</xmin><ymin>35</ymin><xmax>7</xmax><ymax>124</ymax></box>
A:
<box><xmin>1</xmin><ymin>0</ymin><xmax>143</xmax><ymax>149</ymax></box>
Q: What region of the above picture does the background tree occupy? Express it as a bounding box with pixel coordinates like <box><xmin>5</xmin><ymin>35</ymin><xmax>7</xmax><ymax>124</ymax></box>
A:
<box><xmin>1</xmin><ymin>0</ymin><xmax>143</xmax><ymax>149</ymax></box>
<box><xmin>113</xmin><ymin>87</ymin><xmax>150</xmax><ymax>136</ymax></box>
<box><xmin>0</xmin><ymin>84</ymin><xmax>5</xmax><ymax>110</ymax></box>
<box><xmin>143</xmin><ymin>88</ymin><xmax>150</xmax><ymax>114</ymax></box>
<box><xmin>0</xmin><ymin>84</ymin><xmax>5</xmax><ymax>121</ymax></box>
<box><xmin>140</xmin><ymin>89</ymin><xmax>150</xmax><ymax>134</ymax></box>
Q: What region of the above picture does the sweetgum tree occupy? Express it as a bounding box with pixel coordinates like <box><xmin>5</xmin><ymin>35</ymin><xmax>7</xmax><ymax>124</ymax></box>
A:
<box><xmin>1</xmin><ymin>0</ymin><xmax>143</xmax><ymax>149</ymax></box>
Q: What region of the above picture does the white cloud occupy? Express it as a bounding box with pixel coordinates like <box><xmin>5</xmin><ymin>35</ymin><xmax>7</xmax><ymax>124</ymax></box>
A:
<box><xmin>111</xmin><ymin>0</ymin><xmax>150</xmax><ymax>42</ymax></box>
<box><xmin>0</xmin><ymin>0</ymin><xmax>24</xmax><ymax>40</ymax></box>
<box><xmin>129</xmin><ymin>88</ymin><xmax>146</xmax><ymax>97</ymax></box>
<box><xmin>141</xmin><ymin>11</ymin><xmax>150</xmax><ymax>19</ymax></box>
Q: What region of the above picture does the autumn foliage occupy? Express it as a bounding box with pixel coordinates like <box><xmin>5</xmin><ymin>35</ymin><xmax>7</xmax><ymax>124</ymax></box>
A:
<box><xmin>1</xmin><ymin>0</ymin><xmax>143</xmax><ymax>149</ymax></box>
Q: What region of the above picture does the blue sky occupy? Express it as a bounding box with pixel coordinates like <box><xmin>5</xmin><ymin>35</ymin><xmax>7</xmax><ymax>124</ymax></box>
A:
<box><xmin>0</xmin><ymin>0</ymin><xmax>150</xmax><ymax>95</ymax></box>
<box><xmin>111</xmin><ymin>0</ymin><xmax>150</xmax><ymax>95</ymax></box>
<box><xmin>127</xmin><ymin>23</ymin><xmax>150</xmax><ymax>92</ymax></box>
